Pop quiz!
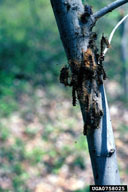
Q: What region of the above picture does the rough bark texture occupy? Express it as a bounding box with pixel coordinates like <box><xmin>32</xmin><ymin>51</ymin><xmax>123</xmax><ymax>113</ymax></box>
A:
<box><xmin>51</xmin><ymin>0</ymin><xmax>121</xmax><ymax>185</ymax></box>
<box><xmin>50</xmin><ymin>0</ymin><xmax>94</xmax><ymax>61</ymax></box>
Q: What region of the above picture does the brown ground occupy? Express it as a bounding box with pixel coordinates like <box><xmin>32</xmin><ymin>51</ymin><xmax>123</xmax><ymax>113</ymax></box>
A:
<box><xmin>0</xmin><ymin>81</ymin><xmax>128</xmax><ymax>192</ymax></box>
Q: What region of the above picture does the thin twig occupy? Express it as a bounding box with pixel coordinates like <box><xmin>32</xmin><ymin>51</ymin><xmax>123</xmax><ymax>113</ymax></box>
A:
<box><xmin>104</xmin><ymin>14</ymin><xmax>128</xmax><ymax>55</ymax></box>
<box><xmin>93</xmin><ymin>0</ymin><xmax>128</xmax><ymax>19</ymax></box>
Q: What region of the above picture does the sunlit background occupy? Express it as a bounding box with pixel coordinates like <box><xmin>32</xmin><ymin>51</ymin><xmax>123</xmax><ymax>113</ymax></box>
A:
<box><xmin>0</xmin><ymin>0</ymin><xmax>128</xmax><ymax>191</ymax></box>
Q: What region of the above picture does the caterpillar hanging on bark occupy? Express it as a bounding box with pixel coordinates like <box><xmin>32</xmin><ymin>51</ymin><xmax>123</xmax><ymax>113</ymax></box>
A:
<box><xmin>59</xmin><ymin>33</ymin><xmax>110</xmax><ymax>135</ymax></box>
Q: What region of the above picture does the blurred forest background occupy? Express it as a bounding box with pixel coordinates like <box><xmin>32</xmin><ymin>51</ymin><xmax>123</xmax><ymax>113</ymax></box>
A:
<box><xmin>0</xmin><ymin>0</ymin><xmax>128</xmax><ymax>191</ymax></box>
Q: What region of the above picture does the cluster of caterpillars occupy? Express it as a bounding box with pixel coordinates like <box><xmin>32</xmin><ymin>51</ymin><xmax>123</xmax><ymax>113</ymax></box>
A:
<box><xmin>60</xmin><ymin>33</ymin><xmax>110</xmax><ymax>135</ymax></box>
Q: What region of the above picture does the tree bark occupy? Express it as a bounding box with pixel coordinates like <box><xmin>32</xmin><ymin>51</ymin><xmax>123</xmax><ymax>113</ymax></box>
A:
<box><xmin>50</xmin><ymin>0</ymin><xmax>121</xmax><ymax>185</ymax></box>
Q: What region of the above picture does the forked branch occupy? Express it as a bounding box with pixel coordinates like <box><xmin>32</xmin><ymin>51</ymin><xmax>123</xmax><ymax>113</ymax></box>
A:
<box><xmin>93</xmin><ymin>0</ymin><xmax>128</xmax><ymax>19</ymax></box>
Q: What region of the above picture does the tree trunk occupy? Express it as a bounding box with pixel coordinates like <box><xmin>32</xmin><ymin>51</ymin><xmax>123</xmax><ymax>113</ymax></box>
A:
<box><xmin>50</xmin><ymin>0</ymin><xmax>121</xmax><ymax>185</ymax></box>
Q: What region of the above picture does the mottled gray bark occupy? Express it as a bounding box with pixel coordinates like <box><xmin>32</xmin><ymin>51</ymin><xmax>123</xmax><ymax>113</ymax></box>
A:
<box><xmin>50</xmin><ymin>0</ymin><xmax>122</xmax><ymax>185</ymax></box>
<box><xmin>50</xmin><ymin>0</ymin><xmax>94</xmax><ymax>61</ymax></box>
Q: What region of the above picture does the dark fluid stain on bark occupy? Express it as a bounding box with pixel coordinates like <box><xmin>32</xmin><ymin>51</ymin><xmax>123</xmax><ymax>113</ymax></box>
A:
<box><xmin>80</xmin><ymin>5</ymin><xmax>93</xmax><ymax>24</ymax></box>
<box><xmin>64</xmin><ymin>1</ymin><xmax>71</xmax><ymax>11</ymax></box>
<box><xmin>92</xmin><ymin>149</ymin><xmax>96</xmax><ymax>154</ymax></box>
<box><xmin>60</xmin><ymin>33</ymin><xmax>110</xmax><ymax>135</ymax></box>
<box><xmin>96</xmin><ymin>173</ymin><xmax>99</xmax><ymax>180</ymax></box>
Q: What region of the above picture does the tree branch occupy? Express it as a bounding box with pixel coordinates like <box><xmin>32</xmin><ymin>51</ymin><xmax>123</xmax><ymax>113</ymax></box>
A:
<box><xmin>93</xmin><ymin>0</ymin><xmax>128</xmax><ymax>19</ymax></box>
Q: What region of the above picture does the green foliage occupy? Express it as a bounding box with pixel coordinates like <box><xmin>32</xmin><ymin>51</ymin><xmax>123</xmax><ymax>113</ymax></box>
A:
<box><xmin>75</xmin><ymin>136</ymin><xmax>88</xmax><ymax>151</ymax></box>
<box><xmin>24</xmin><ymin>127</ymin><xmax>38</xmax><ymax>138</ymax></box>
<box><xmin>0</xmin><ymin>0</ymin><xmax>64</xmax><ymax>117</ymax></box>
<box><xmin>12</xmin><ymin>173</ymin><xmax>30</xmax><ymax>192</ymax></box>
<box><xmin>0</xmin><ymin>124</ymin><xmax>10</xmax><ymax>141</ymax></box>
<box><xmin>24</xmin><ymin>147</ymin><xmax>45</xmax><ymax>164</ymax></box>
<box><xmin>0</xmin><ymin>189</ymin><xmax>11</xmax><ymax>192</ymax></box>
<box><xmin>0</xmin><ymin>139</ymin><xmax>25</xmax><ymax>162</ymax></box>
<box><xmin>72</xmin><ymin>155</ymin><xmax>86</xmax><ymax>169</ymax></box>
<box><xmin>118</xmin><ymin>124</ymin><xmax>128</xmax><ymax>136</ymax></box>
<box><xmin>0</xmin><ymin>137</ymin><xmax>30</xmax><ymax>191</ymax></box>
<box><xmin>74</xmin><ymin>186</ymin><xmax>90</xmax><ymax>192</ymax></box>
<box><xmin>0</xmin><ymin>0</ymin><xmax>127</xmax><ymax>118</ymax></box>
<box><xmin>0</xmin><ymin>0</ymin><xmax>65</xmax><ymax>84</ymax></box>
